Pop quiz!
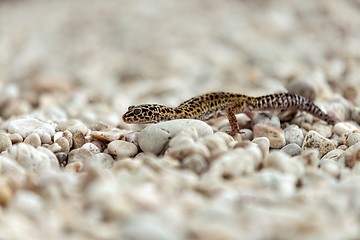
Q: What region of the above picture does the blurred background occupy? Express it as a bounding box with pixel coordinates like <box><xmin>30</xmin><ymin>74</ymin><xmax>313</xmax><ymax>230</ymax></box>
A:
<box><xmin>0</xmin><ymin>0</ymin><xmax>359</xmax><ymax>125</ymax></box>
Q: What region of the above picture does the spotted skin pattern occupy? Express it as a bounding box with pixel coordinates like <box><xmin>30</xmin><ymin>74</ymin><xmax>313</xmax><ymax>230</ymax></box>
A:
<box><xmin>122</xmin><ymin>92</ymin><xmax>337</xmax><ymax>135</ymax></box>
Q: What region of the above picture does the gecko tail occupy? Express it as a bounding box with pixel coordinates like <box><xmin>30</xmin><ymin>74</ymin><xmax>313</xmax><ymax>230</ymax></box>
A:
<box><xmin>254</xmin><ymin>92</ymin><xmax>337</xmax><ymax>125</ymax></box>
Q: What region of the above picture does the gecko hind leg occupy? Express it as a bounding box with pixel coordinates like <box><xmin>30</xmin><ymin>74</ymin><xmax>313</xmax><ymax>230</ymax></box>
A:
<box><xmin>227</xmin><ymin>104</ymin><xmax>247</xmax><ymax>136</ymax></box>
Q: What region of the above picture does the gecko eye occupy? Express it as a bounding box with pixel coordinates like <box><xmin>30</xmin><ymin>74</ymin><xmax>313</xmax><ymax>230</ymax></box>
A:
<box><xmin>133</xmin><ymin>108</ymin><xmax>142</xmax><ymax>115</ymax></box>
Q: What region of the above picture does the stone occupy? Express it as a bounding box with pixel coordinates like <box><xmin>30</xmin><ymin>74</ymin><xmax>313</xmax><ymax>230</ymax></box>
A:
<box><xmin>0</xmin><ymin>133</ymin><xmax>12</xmax><ymax>153</ymax></box>
<box><xmin>72</xmin><ymin>131</ymin><xmax>86</xmax><ymax>149</ymax></box>
<box><xmin>351</xmin><ymin>107</ymin><xmax>360</xmax><ymax>124</ymax></box>
<box><xmin>252</xmin><ymin>137</ymin><xmax>270</xmax><ymax>158</ymax></box>
<box><xmin>311</xmin><ymin>122</ymin><xmax>332</xmax><ymax>139</ymax></box>
<box><xmin>56</xmin><ymin>119</ymin><xmax>88</xmax><ymax>135</ymax></box>
<box><xmin>281</xmin><ymin>143</ymin><xmax>302</xmax><ymax>156</ymax></box>
<box><xmin>7</xmin><ymin>118</ymin><xmax>55</xmax><ymax>144</ymax></box>
<box><xmin>253</xmin><ymin>123</ymin><xmax>286</xmax><ymax>149</ymax></box>
<box><xmin>344</xmin><ymin>142</ymin><xmax>360</xmax><ymax>168</ymax></box>
<box><xmin>302</xmin><ymin>130</ymin><xmax>335</xmax><ymax>157</ymax></box>
<box><xmin>210</xmin><ymin>148</ymin><xmax>260</xmax><ymax>179</ymax></box>
<box><xmin>263</xmin><ymin>151</ymin><xmax>304</xmax><ymax>178</ymax></box>
<box><xmin>37</xmin><ymin>146</ymin><xmax>60</xmax><ymax>169</ymax></box>
<box><xmin>107</xmin><ymin>140</ymin><xmax>138</xmax><ymax>159</ymax></box>
<box><xmin>94</xmin><ymin>153</ymin><xmax>114</xmax><ymax>169</ymax></box>
<box><xmin>24</xmin><ymin>133</ymin><xmax>41</xmax><ymax>147</ymax></box>
<box><xmin>200</xmin><ymin>134</ymin><xmax>230</xmax><ymax>157</ymax></box>
<box><xmin>68</xmin><ymin>148</ymin><xmax>94</xmax><ymax>164</ymax></box>
<box><xmin>182</xmin><ymin>155</ymin><xmax>208</xmax><ymax>174</ymax></box>
<box><xmin>8</xmin><ymin>133</ymin><xmax>23</xmax><ymax>144</ymax></box>
<box><xmin>346</xmin><ymin>133</ymin><xmax>360</xmax><ymax>147</ymax></box>
<box><xmin>320</xmin><ymin>159</ymin><xmax>341</xmax><ymax>178</ymax></box>
<box><xmin>2</xmin><ymin>143</ymin><xmax>52</xmax><ymax>173</ymax></box>
<box><xmin>138</xmin><ymin>119</ymin><xmax>213</xmax><ymax>155</ymax></box>
<box><xmin>91</xmin><ymin>130</ymin><xmax>125</xmax><ymax>142</ymax></box>
<box><xmin>55</xmin><ymin>137</ymin><xmax>70</xmax><ymax>153</ymax></box>
<box><xmin>251</xmin><ymin>113</ymin><xmax>281</xmax><ymax>128</ymax></box>
<box><xmin>81</xmin><ymin>143</ymin><xmax>100</xmax><ymax>154</ymax></box>
<box><xmin>284</xmin><ymin>124</ymin><xmax>304</xmax><ymax>146</ymax></box>
<box><xmin>333</xmin><ymin>122</ymin><xmax>358</xmax><ymax>136</ymax></box>
<box><xmin>321</xmin><ymin>149</ymin><xmax>345</xmax><ymax>162</ymax></box>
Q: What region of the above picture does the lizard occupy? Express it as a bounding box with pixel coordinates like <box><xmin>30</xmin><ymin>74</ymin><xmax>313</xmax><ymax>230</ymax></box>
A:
<box><xmin>122</xmin><ymin>92</ymin><xmax>337</xmax><ymax>135</ymax></box>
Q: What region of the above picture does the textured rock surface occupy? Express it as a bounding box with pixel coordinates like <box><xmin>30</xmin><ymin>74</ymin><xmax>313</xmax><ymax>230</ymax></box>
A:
<box><xmin>0</xmin><ymin>0</ymin><xmax>359</xmax><ymax>239</ymax></box>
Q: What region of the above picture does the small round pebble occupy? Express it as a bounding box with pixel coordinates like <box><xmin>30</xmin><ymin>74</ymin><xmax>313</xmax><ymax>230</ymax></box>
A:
<box><xmin>3</xmin><ymin>143</ymin><xmax>51</xmax><ymax>173</ymax></box>
<box><xmin>94</xmin><ymin>153</ymin><xmax>114</xmax><ymax>168</ymax></box>
<box><xmin>351</xmin><ymin>107</ymin><xmax>360</xmax><ymax>124</ymax></box>
<box><xmin>252</xmin><ymin>137</ymin><xmax>270</xmax><ymax>158</ymax></box>
<box><xmin>263</xmin><ymin>151</ymin><xmax>304</xmax><ymax>178</ymax></box>
<box><xmin>345</xmin><ymin>133</ymin><xmax>360</xmax><ymax>147</ymax></box>
<box><xmin>321</xmin><ymin>149</ymin><xmax>345</xmax><ymax>162</ymax></box>
<box><xmin>302</xmin><ymin>130</ymin><xmax>335</xmax><ymax>157</ymax></box>
<box><xmin>344</xmin><ymin>142</ymin><xmax>360</xmax><ymax>168</ymax></box>
<box><xmin>72</xmin><ymin>131</ymin><xmax>86</xmax><ymax>149</ymax></box>
<box><xmin>55</xmin><ymin>137</ymin><xmax>70</xmax><ymax>153</ymax></box>
<box><xmin>253</xmin><ymin>123</ymin><xmax>286</xmax><ymax>149</ymax></box>
<box><xmin>56</xmin><ymin>119</ymin><xmax>88</xmax><ymax>135</ymax></box>
<box><xmin>8</xmin><ymin>133</ymin><xmax>23</xmax><ymax>144</ymax></box>
<box><xmin>107</xmin><ymin>140</ymin><xmax>138</xmax><ymax>159</ymax></box>
<box><xmin>320</xmin><ymin>159</ymin><xmax>341</xmax><ymax>178</ymax></box>
<box><xmin>333</xmin><ymin>122</ymin><xmax>358</xmax><ymax>136</ymax></box>
<box><xmin>24</xmin><ymin>133</ymin><xmax>41</xmax><ymax>148</ymax></box>
<box><xmin>81</xmin><ymin>143</ymin><xmax>100</xmax><ymax>154</ymax></box>
<box><xmin>281</xmin><ymin>143</ymin><xmax>302</xmax><ymax>156</ymax></box>
<box><xmin>68</xmin><ymin>148</ymin><xmax>94</xmax><ymax>164</ymax></box>
<box><xmin>252</xmin><ymin>113</ymin><xmax>281</xmax><ymax>128</ymax></box>
<box><xmin>138</xmin><ymin>119</ymin><xmax>213</xmax><ymax>155</ymax></box>
<box><xmin>284</xmin><ymin>124</ymin><xmax>304</xmax><ymax>146</ymax></box>
<box><xmin>0</xmin><ymin>133</ymin><xmax>12</xmax><ymax>153</ymax></box>
<box><xmin>7</xmin><ymin>118</ymin><xmax>55</xmax><ymax>144</ymax></box>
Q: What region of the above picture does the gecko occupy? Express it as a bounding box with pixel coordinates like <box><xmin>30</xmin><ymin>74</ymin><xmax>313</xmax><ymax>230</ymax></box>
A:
<box><xmin>122</xmin><ymin>92</ymin><xmax>337</xmax><ymax>135</ymax></box>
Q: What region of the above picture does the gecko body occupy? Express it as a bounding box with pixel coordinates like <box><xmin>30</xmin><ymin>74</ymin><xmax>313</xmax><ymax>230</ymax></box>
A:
<box><xmin>122</xmin><ymin>92</ymin><xmax>336</xmax><ymax>135</ymax></box>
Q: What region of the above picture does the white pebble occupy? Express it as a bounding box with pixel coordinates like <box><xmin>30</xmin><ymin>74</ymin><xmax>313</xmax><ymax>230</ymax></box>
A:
<box><xmin>24</xmin><ymin>133</ymin><xmax>41</xmax><ymax>148</ymax></box>
<box><xmin>68</xmin><ymin>148</ymin><xmax>94</xmax><ymax>165</ymax></box>
<box><xmin>0</xmin><ymin>133</ymin><xmax>12</xmax><ymax>153</ymax></box>
<box><xmin>252</xmin><ymin>113</ymin><xmax>281</xmax><ymax>128</ymax></box>
<box><xmin>7</xmin><ymin>118</ymin><xmax>55</xmax><ymax>144</ymax></box>
<box><xmin>321</xmin><ymin>149</ymin><xmax>345</xmax><ymax>162</ymax></box>
<box><xmin>2</xmin><ymin>143</ymin><xmax>52</xmax><ymax>173</ymax></box>
<box><xmin>253</xmin><ymin>123</ymin><xmax>286</xmax><ymax>149</ymax></box>
<box><xmin>344</xmin><ymin>142</ymin><xmax>360</xmax><ymax>168</ymax></box>
<box><xmin>138</xmin><ymin>119</ymin><xmax>213</xmax><ymax>155</ymax></box>
<box><xmin>210</xmin><ymin>149</ymin><xmax>259</xmax><ymax>178</ymax></box>
<box><xmin>94</xmin><ymin>153</ymin><xmax>114</xmax><ymax>169</ymax></box>
<box><xmin>281</xmin><ymin>143</ymin><xmax>302</xmax><ymax>156</ymax></box>
<box><xmin>200</xmin><ymin>134</ymin><xmax>229</xmax><ymax>157</ymax></box>
<box><xmin>81</xmin><ymin>142</ymin><xmax>100</xmax><ymax>154</ymax></box>
<box><xmin>320</xmin><ymin>159</ymin><xmax>341</xmax><ymax>178</ymax></box>
<box><xmin>263</xmin><ymin>151</ymin><xmax>304</xmax><ymax>178</ymax></box>
<box><xmin>56</xmin><ymin>119</ymin><xmax>88</xmax><ymax>135</ymax></box>
<box><xmin>252</xmin><ymin>137</ymin><xmax>270</xmax><ymax>158</ymax></box>
<box><xmin>284</xmin><ymin>124</ymin><xmax>304</xmax><ymax>146</ymax></box>
<box><xmin>302</xmin><ymin>130</ymin><xmax>335</xmax><ymax>157</ymax></box>
<box><xmin>182</xmin><ymin>155</ymin><xmax>208</xmax><ymax>174</ymax></box>
<box><xmin>254</xmin><ymin>169</ymin><xmax>297</xmax><ymax>196</ymax></box>
<box><xmin>333</xmin><ymin>122</ymin><xmax>358</xmax><ymax>136</ymax></box>
<box><xmin>107</xmin><ymin>140</ymin><xmax>138</xmax><ymax>159</ymax></box>
<box><xmin>346</xmin><ymin>133</ymin><xmax>360</xmax><ymax>147</ymax></box>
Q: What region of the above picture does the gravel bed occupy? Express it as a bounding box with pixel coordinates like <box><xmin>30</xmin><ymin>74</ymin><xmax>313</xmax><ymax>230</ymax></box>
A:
<box><xmin>0</xmin><ymin>0</ymin><xmax>360</xmax><ymax>239</ymax></box>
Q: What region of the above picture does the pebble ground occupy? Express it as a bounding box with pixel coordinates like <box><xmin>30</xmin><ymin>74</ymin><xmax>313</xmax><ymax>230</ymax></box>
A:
<box><xmin>1</xmin><ymin>0</ymin><xmax>360</xmax><ymax>239</ymax></box>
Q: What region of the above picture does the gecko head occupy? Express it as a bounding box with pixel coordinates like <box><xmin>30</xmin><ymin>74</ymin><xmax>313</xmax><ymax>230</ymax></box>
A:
<box><xmin>122</xmin><ymin>104</ymin><xmax>164</xmax><ymax>124</ymax></box>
